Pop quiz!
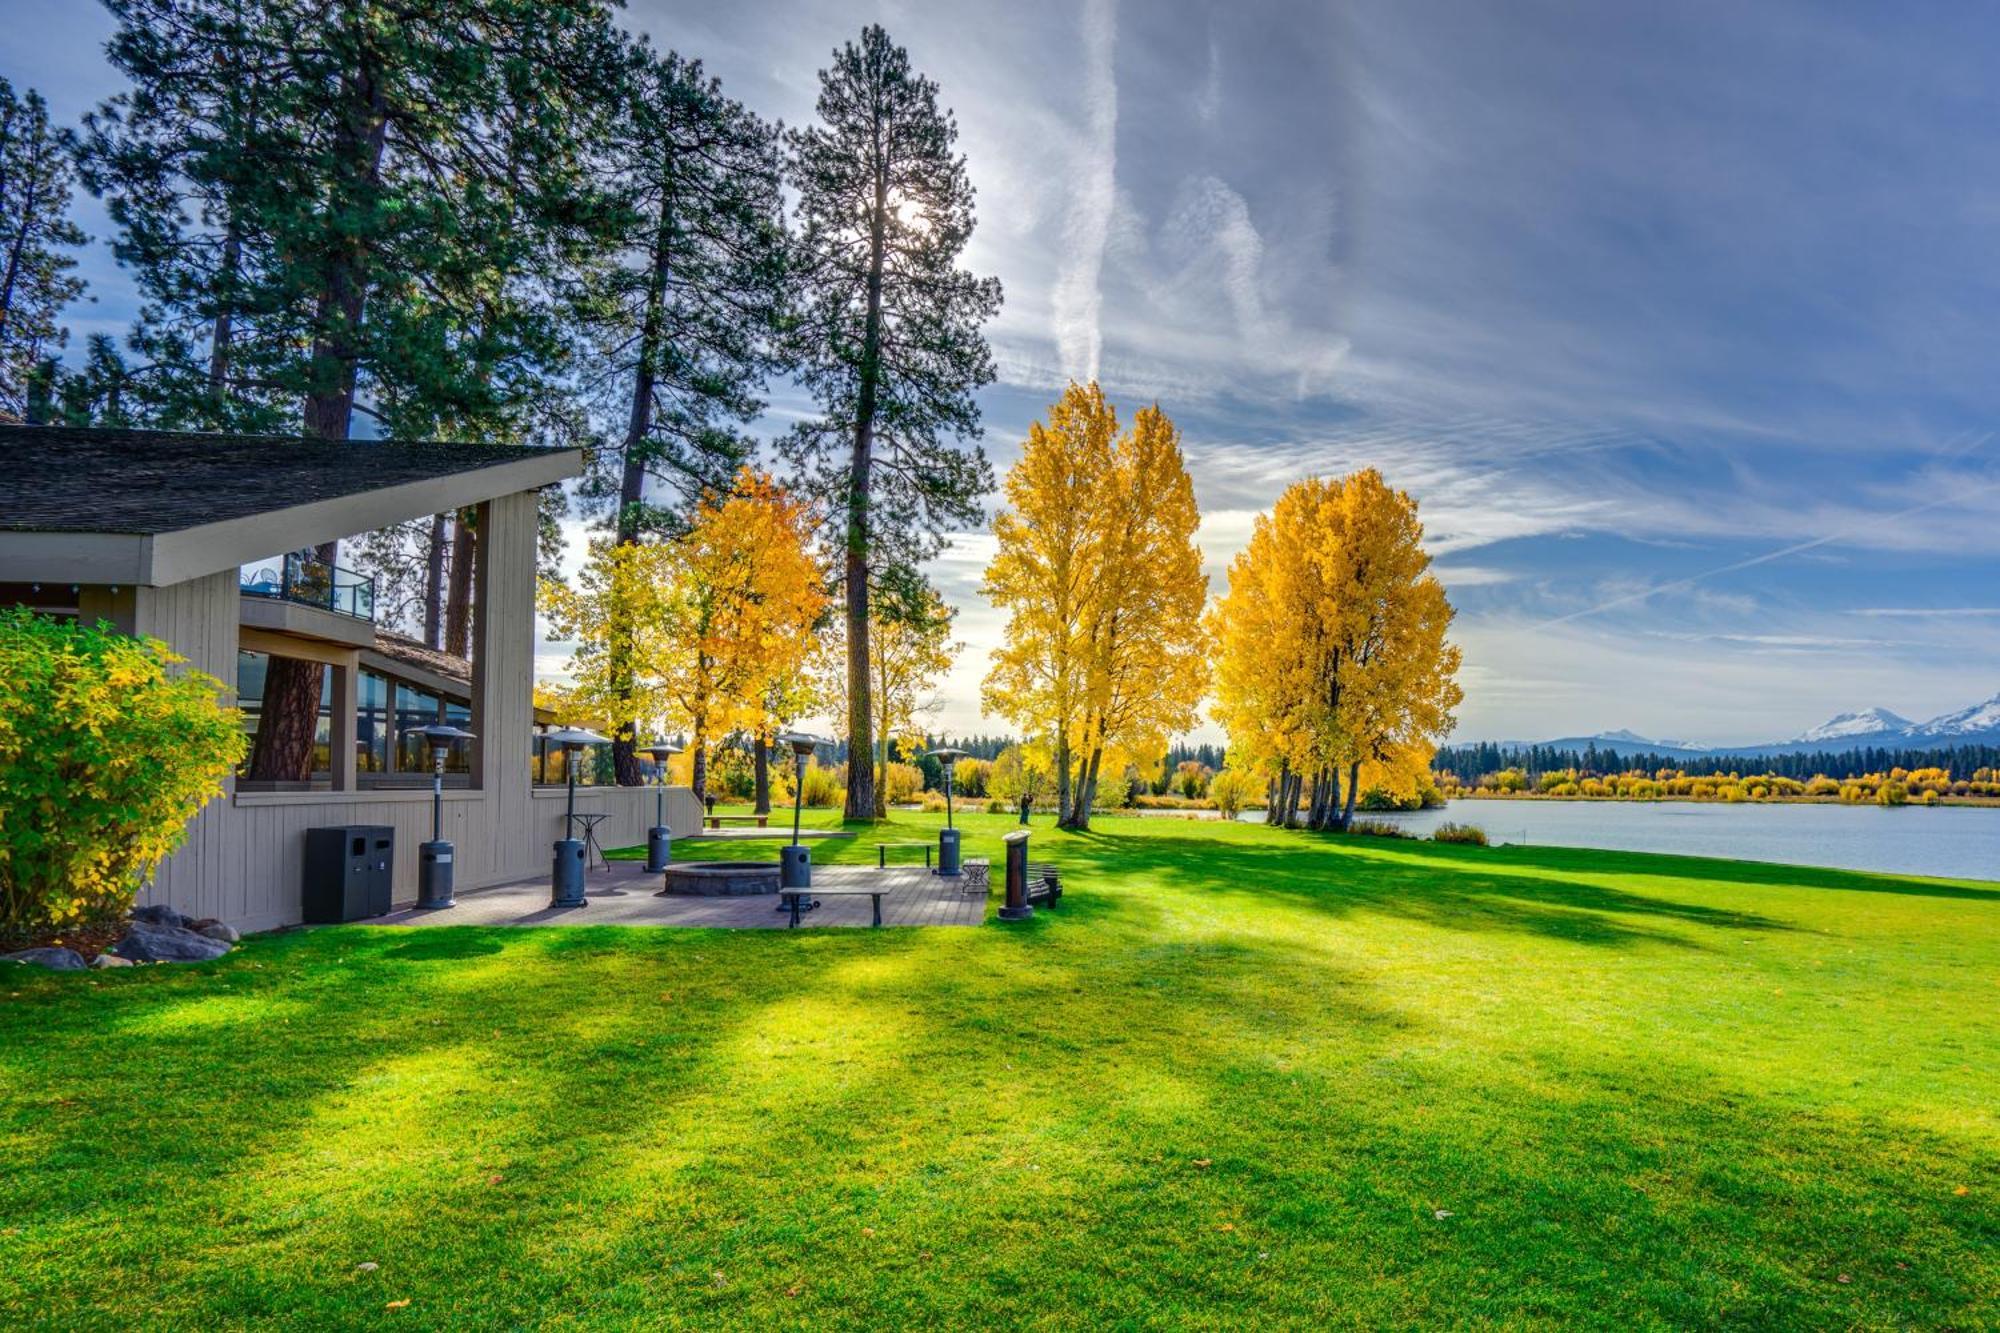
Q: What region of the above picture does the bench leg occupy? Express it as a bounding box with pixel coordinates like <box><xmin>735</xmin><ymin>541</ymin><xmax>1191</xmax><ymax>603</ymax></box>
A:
<box><xmin>879</xmin><ymin>847</ymin><xmax>886</xmax><ymax>868</ymax></box>
<box><xmin>872</xmin><ymin>893</ymin><xmax>882</xmax><ymax>927</ymax></box>
<box><xmin>787</xmin><ymin>893</ymin><xmax>801</xmax><ymax>928</ymax></box>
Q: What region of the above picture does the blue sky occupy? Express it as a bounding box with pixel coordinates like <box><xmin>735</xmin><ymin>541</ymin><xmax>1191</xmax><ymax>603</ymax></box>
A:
<box><xmin>9</xmin><ymin>0</ymin><xmax>2000</xmax><ymax>745</ymax></box>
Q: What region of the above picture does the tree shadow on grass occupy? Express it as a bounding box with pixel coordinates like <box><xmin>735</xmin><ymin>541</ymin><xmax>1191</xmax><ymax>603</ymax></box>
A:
<box><xmin>1041</xmin><ymin>828</ymin><xmax>1795</xmax><ymax>950</ymax></box>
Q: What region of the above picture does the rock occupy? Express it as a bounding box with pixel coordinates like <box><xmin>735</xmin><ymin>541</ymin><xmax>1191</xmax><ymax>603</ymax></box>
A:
<box><xmin>90</xmin><ymin>953</ymin><xmax>133</xmax><ymax>969</ymax></box>
<box><xmin>197</xmin><ymin>921</ymin><xmax>240</xmax><ymax>944</ymax></box>
<box><xmin>1</xmin><ymin>946</ymin><xmax>87</xmax><ymax>971</ymax></box>
<box><xmin>113</xmin><ymin>921</ymin><xmax>231</xmax><ymax>963</ymax></box>
<box><xmin>130</xmin><ymin>903</ymin><xmax>189</xmax><ymax>929</ymax></box>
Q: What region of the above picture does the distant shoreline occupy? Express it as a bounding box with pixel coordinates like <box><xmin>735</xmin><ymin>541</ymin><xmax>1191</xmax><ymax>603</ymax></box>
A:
<box><xmin>1447</xmin><ymin>792</ymin><xmax>2000</xmax><ymax>809</ymax></box>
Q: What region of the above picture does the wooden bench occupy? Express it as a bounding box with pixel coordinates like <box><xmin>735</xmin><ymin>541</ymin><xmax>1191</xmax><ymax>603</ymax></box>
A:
<box><xmin>704</xmin><ymin>813</ymin><xmax>770</xmax><ymax>829</ymax></box>
<box><xmin>1027</xmin><ymin>863</ymin><xmax>1062</xmax><ymax>907</ymax></box>
<box><xmin>875</xmin><ymin>840</ymin><xmax>933</xmax><ymax>869</ymax></box>
<box><xmin>779</xmin><ymin>886</ymin><xmax>887</xmax><ymax>928</ymax></box>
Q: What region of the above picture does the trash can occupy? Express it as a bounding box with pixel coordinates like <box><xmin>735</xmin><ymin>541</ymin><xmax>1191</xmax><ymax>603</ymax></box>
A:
<box><xmin>303</xmin><ymin>825</ymin><xmax>394</xmax><ymax>923</ymax></box>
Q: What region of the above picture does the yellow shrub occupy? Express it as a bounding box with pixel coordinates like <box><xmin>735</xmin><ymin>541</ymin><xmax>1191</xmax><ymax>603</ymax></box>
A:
<box><xmin>1</xmin><ymin>612</ymin><xmax>244</xmax><ymax>939</ymax></box>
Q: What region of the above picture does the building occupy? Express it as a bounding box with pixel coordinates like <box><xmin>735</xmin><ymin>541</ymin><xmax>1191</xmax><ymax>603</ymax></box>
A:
<box><xmin>1</xmin><ymin>426</ymin><xmax>700</xmax><ymax>931</ymax></box>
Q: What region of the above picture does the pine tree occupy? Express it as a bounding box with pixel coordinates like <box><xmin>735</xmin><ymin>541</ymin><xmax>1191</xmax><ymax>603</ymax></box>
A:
<box><xmin>783</xmin><ymin>25</ymin><xmax>1002</xmax><ymax>820</ymax></box>
<box><xmin>0</xmin><ymin>78</ymin><xmax>87</xmax><ymax>418</ymax></box>
<box><xmin>575</xmin><ymin>45</ymin><xmax>788</xmax><ymax>784</ymax></box>
<box><xmin>85</xmin><ymin>0</ymin><xmax>627</xmax><ymax>781</ymax></box>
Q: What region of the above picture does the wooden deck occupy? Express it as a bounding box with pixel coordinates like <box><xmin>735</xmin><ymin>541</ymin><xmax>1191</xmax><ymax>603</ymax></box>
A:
<box><xmin>369</xmin><ymin>858</ymin><xmax>987</xmax><ymax>930</ymax></box>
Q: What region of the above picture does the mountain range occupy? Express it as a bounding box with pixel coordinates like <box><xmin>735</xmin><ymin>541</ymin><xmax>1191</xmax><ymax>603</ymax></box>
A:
<box><xmin>1486</xmin><ymin>690</ymin><xmax>2000</xmax><ymax>758</ymax></box>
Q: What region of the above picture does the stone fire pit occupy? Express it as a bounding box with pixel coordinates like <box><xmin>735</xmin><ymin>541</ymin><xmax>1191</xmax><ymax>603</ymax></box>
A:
<box><xmin>656</xmin><ymin>861</ymin><xmax>782</xmax><ymax>897</ymax></box>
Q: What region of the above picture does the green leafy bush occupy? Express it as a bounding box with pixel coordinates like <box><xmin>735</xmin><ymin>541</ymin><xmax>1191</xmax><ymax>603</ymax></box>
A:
<box><xmin>0</xmin><ymin>611</ymin><xmax>244</xmax><ymax>941</ymax></box>
<box><xmin>1431</xmin><ymin>822</ymin><xmax>1489</xmax><ymax>846</ymax></box>
<box><xmin>1344</xmin><ymin>818</ymin><xmax>1412</xmax><ymax>839</ymax></box>
<box><xmin>1207</xmin><ymin>768</ymin><xmax>1257</xmax><ymax>819</ymax></box>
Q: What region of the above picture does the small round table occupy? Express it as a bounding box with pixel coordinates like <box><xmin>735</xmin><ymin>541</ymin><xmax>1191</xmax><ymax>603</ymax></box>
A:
<box><xmin>569</xmin><ymin>812</ymin><xmax>615</xmax><ymax>875</ymax></box>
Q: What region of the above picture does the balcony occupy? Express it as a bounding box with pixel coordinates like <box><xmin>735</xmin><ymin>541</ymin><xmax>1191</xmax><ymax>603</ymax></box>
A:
<box><xmin>241</xmin><ymin>552</ymin><xmax>377</xmax><ymax>622</ymax></box>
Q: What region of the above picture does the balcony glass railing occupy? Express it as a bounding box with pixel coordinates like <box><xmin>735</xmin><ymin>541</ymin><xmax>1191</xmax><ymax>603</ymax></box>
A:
<box><xmin>241</xmin><ymin>552</ymin><xmax>377</xmax><ymax>621</ymax></box>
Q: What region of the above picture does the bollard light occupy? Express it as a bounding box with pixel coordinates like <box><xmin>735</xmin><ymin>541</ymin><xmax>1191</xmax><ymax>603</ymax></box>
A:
<box><xmin>642</xmin><ymin>740</ymin><xmax>682</xmax><ymax>874</ymax></box>
<box><xmin>414</xmin><ymin>724</ymin><xmax>474</xmax><ymax>909</ymax></box>
<box><xmin>925</xmin><ymin>746</ymin><xmax>969</xmax><ymax>877</ymax></box>
<box><xmin>545</xmin><ymin>726</ymin><xmax>608</xmax><ymax>908</ymax></box>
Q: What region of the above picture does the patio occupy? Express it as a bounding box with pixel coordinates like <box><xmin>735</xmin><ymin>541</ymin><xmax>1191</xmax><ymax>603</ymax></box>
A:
<box><xmin>371</xmin><ymin>858</ymin><xmax>989</xmax><ymax>929</ymax></box>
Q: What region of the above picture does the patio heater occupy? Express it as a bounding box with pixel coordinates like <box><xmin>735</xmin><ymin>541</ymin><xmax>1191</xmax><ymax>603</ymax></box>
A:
<box><xmin>642</xmin><ymin>740</ymin><xmax>683</xmax><ymax>873</ymax></box>
<box><xmin>413</xmin><ymin>724</ymin><xmax>475</xmax><ymax>909</ymax></box>
<box><xmin>925</xmin><ymin>746</ymin><xmax>969</xmax><ymax>877</ymax></box>
<box><xmin>776</xmin><ymin>731</ymin><xmax>821</xmax><ymax>912</ymax></box>
<box><xmin>545</xmin><ymin>726</ymin><xmax>609</xmax><ymax>909</ymax></box>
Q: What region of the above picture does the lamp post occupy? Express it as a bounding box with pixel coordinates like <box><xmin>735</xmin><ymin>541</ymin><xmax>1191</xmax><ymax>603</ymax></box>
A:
<box><xmin>925</xmin><ymin>746</ymin><xmax>969</xmax><ymax>877</ymax></box>
<box><xmin>545</xmin><ymin>726</ymin><xmax>608</xmax><ymax>908</ymax></box>
<box><xmin>642</xmin><ymin>741</ymin><xmax>682</xmax><ymax>873</ymax></box>
<box><xmin>413</xmin><ymin>724</ymin><xmax>474</xmax><ymax>909</ymax></box>
<box><xmin>776</xmin><ymin>731</ymin><xmax>821</xmax><ymax>912</ymax></box>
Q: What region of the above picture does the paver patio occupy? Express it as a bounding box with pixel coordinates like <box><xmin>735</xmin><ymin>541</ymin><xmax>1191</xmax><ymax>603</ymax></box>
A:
<box><xmin>371</xmin><ymin>858</ymin><xmax>988</xmax><ymax>929</ymax></box>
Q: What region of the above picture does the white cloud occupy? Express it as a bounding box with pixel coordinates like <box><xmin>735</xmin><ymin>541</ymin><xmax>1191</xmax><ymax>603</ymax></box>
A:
<box><xmin>1050</xmin><ymin>0</ymin><xmax>1119</xmax><ymax>382</ymax></box>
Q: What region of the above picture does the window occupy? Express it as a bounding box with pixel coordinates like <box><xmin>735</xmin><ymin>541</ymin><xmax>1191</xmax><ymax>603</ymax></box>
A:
<box><xmin>394</xmin><ymin>683</ymin><xmax>443</xmax><ymax>773</ymax></box>
<box><xmin>235</xmin><ymin>649</ymin><xmax>332</xmax><ymax>780</ymax></box>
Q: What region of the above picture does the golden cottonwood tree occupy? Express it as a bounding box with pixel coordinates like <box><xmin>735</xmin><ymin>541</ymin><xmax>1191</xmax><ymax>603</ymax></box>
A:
<box><xmin>1207</xmin><ymin>469</ymin><xmax>1461</xmax><ymax>831</ymax></box>
<box><xmin>542</xmin><ymin>470</ymin><xmax>827</xmax><ymax>799</ymax></box>
<box><xmin>982</xmin><ymin>383</ymin><xmax>1209</xmax><ymax>828</ymax></box>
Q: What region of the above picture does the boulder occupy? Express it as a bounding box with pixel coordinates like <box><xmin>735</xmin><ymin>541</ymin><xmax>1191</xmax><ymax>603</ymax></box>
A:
<box><xmin>90</xmin><ymin>953</ymin><xmax>134</xmax><ymax>969</ymax></box>
<box><xmin>1</xmin><ymin>946</ymin><xmax>88</xmax><ymax>971</ymax></box>
<box><xmin>130</xmin><ymin>904</ymin><xmax>189</xmax><ymax>929</ymax></box>
<box><xmin>197</xmin><ymin>921</ymin><xmax>240</xmax><ymax>944</ymax></box>
<box><xmin>113</xmin><ymin>921</ymin><xmax>231</xmax><ymax>963</ymax></box>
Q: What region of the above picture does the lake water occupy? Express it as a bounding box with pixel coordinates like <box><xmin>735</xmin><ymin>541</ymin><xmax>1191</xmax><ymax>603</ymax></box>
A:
<box><xmin>1239</xmin><ymin>800</ymin><xmax>2000</xmax><ymax>882</ymax></box>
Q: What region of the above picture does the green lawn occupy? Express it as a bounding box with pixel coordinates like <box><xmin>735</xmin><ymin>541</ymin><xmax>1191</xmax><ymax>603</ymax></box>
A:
<box><xmin>2</xmin><ymin>811</ymin><xmax>1994</xmax><ymax>1328</ymax></box>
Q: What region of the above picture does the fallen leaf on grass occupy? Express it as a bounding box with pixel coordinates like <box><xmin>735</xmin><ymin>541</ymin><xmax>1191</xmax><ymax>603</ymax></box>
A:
<box><xmin>1193</xmin><ymin>1159</ymin><xmax>1212</xmax><ymax>1169</ymax></box>
<box><xmin>862</xmin><ymin>1227</ymin><xmax>875</xmax><ymax>1238</ymax></box>
<box><xmin>1434</xmin><ymin>1210</ymin><xmax>1454</xmax><ymax>1220</ymax></box>
<box><xmin>488</xmin><ymin>1174</ymin><xmax>504</xmax><ymax>1185</ymax></box>
<box><xmin>355</xmin><ymin>1262</ymin><xmax>378</xmax><ymax>1273</ymax></box>
<box><xmin>1954</xmin><ymin>1185</ymin><xmax>1969</xmax><ymax>1196</ymax></box>
<box><xmin>1837</xmin><ymin>1274</ymin><xmax>1852</xmax><ymax>1284</ymax></box>
<box><xmin>1217</xmin><ymin>1223</ymin><xmax>1235</xmax><ymax>1232</ymax></box>
<box><xmin>385</xmin><ymin>1299</ymin><xmax>410</xmax><ymax>1310</ymax></box>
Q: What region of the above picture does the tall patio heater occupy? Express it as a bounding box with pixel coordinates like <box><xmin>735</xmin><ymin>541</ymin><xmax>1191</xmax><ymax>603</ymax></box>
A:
<box><xmin>642</xmin><ymin>740</ymin><xmax>683</xmax><ymax>873</ymax></box>
<box><xmin>413</xmin><ymin>724</ymin><xmax>475</xmax><ymax>909</ymax></box>
<box><xmin>925</xmin><ymin>746</ymin><xmax>969</xmax><ymax>877</ymax></box>
<box><xmin>545</xmin><ymin>726</ymin><xmax>609</xmax><ymax>909</ymax></box>
<box><xmin>776</xmin><ymin>731</ymin><xmax>821</xmax><ymax>914</ymax></box>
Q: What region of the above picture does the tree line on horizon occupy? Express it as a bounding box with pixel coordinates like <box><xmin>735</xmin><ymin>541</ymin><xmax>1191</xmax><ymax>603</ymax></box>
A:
<box><xmin>0</xmin><ymin>4</ymin><xmax>998</xmax><ymax>818</ymax></box>
<box><xmin>1433</xmin><ymin>741</ymin><xmax>2000</xmax><ymax>786</ymax></box>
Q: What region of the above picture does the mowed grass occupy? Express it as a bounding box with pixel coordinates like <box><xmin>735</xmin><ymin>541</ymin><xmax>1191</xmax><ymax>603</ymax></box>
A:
<box><xmin>1</xmin><ymin>811</ymin><xmax>1994</xmax><ymax>1328</ymax></box>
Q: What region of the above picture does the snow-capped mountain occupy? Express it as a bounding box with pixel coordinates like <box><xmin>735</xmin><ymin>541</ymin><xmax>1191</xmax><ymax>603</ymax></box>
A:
<box><xmin>1484</xmin><ymin>690</ymin><xmax>2000</xmax><ymax>756</ymax></box>
<box><xmin>1909</xmin><ymin>693</ymin><xmax>2000</xmax><ymax>739</ymax></box>
<box><xmin>1793</xmin><ymin>708</ymin><xmax>1913</xmax><ymax>744</ymax></box>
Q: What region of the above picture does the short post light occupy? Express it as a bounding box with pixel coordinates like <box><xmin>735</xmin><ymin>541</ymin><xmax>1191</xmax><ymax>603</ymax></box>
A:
<box><xmin>776</xmin><ymin>731</ymin><xmax>821</xmax><ymax>912</ymax></box>
<box><xmin>642</xmin><ymin>740</ymin><xmax>682</xmax><ymax>873</ymax></box>
<box><xmin>545</xmin><ymin>726</ymin><xmax>608</xmax><ymax>909</ymax></box>
<box><xmin>925</xmin><ymin>746</ymin><xmax>969</xmax><ymax>877</ymax></box>
<box><xmin>414</xmin><ymin>724</ymin><xmax>475</xmax><ymax>909</ymax></box>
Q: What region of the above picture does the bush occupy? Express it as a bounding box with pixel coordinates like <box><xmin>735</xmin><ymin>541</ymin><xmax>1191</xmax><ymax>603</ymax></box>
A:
<box><xmin>799</xmin><ymin>758</ymin><xmax>845</xmax><ymax>808</ymax></box>
<box><xmin>1875</xmin><ymin>781</ymin><xmax>1909</xmax><ymax>808</ymax></box>
<box><xmin>1431</xmin><ymin>822</ymin><xmax>1489</xmax><ymax>846</ymax></box>
<box><xmin>882</xmin><ymin>761</ymin><xmax>924</xmax><ymax>805</ymax></box>
<box><xmin>1207</xmin><ymin>768</ymin><xmax>1256</xmax><ymax>819</ymax></box>
<box><xmin>920</xmin><ymin>790</ymin><xmax>949</xmax><ymax>813</ymax></box>
<box><xmin>1344</xmin><ymin>818</ymin><xmax>1412</xmax><ymax>839</ymax></box>
<box><xmin>0</xmin><ymin>611</ymin><xmax>244</xmax><ymax>941</ymax></box>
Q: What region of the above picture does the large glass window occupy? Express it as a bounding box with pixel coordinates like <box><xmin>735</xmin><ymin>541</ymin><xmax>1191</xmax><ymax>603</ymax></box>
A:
<box><xmin>395</xmin><ymin>683</ymin><xmax>443</xmax><ymax>772</ymax></box>
<box><xmin>357</xmin><ymin>671</ymin><xmax>389</xmax><ymax>773</ymax></box>
<box><xmin>235</xmin><ymin>650</ymin><xmax>332</xmax><ymax>781</ymax></box>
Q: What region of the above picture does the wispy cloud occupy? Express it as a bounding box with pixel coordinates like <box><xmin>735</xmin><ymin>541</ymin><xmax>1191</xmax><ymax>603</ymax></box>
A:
<box><xmin>1851</xmin><ymin>606</ymin><xmax>2000</xmax><ymax>618</ymax></box>
<box><xmin>1050</xmin><ymin>0</ymin><xmax>1118</xmax><ymax>382</ymax></box>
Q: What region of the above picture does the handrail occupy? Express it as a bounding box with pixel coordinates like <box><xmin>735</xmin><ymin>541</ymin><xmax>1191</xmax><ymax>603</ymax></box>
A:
<box><xmin>240</xmin><ymin>552</ymin><xmax>377</xmax><ymax>621</ymax></box>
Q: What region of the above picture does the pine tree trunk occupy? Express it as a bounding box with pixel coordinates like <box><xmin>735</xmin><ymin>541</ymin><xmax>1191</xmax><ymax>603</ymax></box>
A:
<box><xmin>753</xmin><ymin>735</ymin><xmax>771</xmax><ymax>815</ymax></box>
<box><xmin>423</xmin><ymin>512</ymin><xmax>447</xmax><ymax>647</ymax></box>
<box><xmin>443</xmin><ymin>508</ymin><xmax>475</xmax><ymax>659</ymax></box>
<box><xmin>841</xmin><ymin>136</ymin><xmax>892</xmax><ymax>823</ymax></box>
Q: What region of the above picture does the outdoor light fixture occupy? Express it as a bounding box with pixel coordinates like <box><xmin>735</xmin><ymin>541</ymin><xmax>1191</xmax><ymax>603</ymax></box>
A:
<box><xmin>775</xmin><ymin>731</ymin><xmax>822</xmax><ymax>910</ymax></box>
<box><xmin>545</xmin><ymin>726</ymin><xmax>609</xmax><ymax>908</ymax></box>
<box><xmin>925</xmin><ymin>746</ymin><xmax>970</xmax><ymax>877</ymax></box>
<box><xmin>413</xmin><ymin>724</ymin><xmax>474</xmax><ymax>909</ymax></box>
<box><xmin>642</xmin><ymin>740</ymin><xmax>682</xmax><ymax>874</ymax></box>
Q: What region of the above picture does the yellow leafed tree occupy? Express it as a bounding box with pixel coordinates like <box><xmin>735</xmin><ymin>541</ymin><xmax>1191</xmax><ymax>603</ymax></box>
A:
<box><xmin>541</xmin><ymin>470</ymin><xmax>827</xmax><ymax>799</ymax></box>
<box><xmin>982</xmin><ymin>382</ymin><xmax>1209</xmax><ymax>829</ymax></box>
<box><xmin>1207</xmin><ymin>469</ymin><xmax>1461</xmax><ymax>831</ymax></box>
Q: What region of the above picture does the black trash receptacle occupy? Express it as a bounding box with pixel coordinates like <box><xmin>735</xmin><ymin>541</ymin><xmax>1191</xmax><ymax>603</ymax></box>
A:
<box><xmin>303</xmin><ymin>825</ymin><xmax>395</xmax><ymax>923</ymax></box>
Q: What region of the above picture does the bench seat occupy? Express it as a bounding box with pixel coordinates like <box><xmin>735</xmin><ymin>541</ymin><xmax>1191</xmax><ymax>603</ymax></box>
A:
<box><xmin>779</xmin><ymin>885</ymin><xmax>887</xmax><ymax>927</ymax></box>
<box><xmin>874</xmin><ymin>840</ymin><xmax>933</xmax><ymax>868</ymax></box>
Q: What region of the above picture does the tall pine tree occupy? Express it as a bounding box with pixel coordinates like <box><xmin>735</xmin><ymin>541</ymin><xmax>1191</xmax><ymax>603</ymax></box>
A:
<box><xmin>84</xmin><ymin>0</ymin><xmax>626</xmax><ymax>781</ymax></box>
<box><xmin>782</xmin><ymin>26</ymin><xmax>1001</xmax><ymax>819</ymax></box>
<box><xmin>0</xmin><ymin>77</ymin><xmax>87</xmax><ymax>419</ymax></box>
<box><xmin>576</xmin><ymin>45</ymin><xmax>788</xmax><ymax>784</ymax></box>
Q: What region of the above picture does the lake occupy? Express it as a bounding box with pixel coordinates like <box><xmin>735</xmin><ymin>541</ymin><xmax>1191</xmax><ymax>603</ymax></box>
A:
<box><xmin>1240</xmin><ymin>799</ymin><xmax>2000</xmax><ymax>882</ymax></box>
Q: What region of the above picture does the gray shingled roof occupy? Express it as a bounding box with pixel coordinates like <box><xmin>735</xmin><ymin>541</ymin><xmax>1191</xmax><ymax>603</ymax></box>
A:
<box><xmin>0</xmin><ymin>425</ymin><xmax>572</xmax><ymax>535</ymax></box>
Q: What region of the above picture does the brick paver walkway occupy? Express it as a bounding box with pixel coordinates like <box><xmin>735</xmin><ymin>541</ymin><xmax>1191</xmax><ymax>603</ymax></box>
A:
<box><xmin>370</xmin><ymin>858</ymin><xmax>988</xmax><ymax>930</ymax></box>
